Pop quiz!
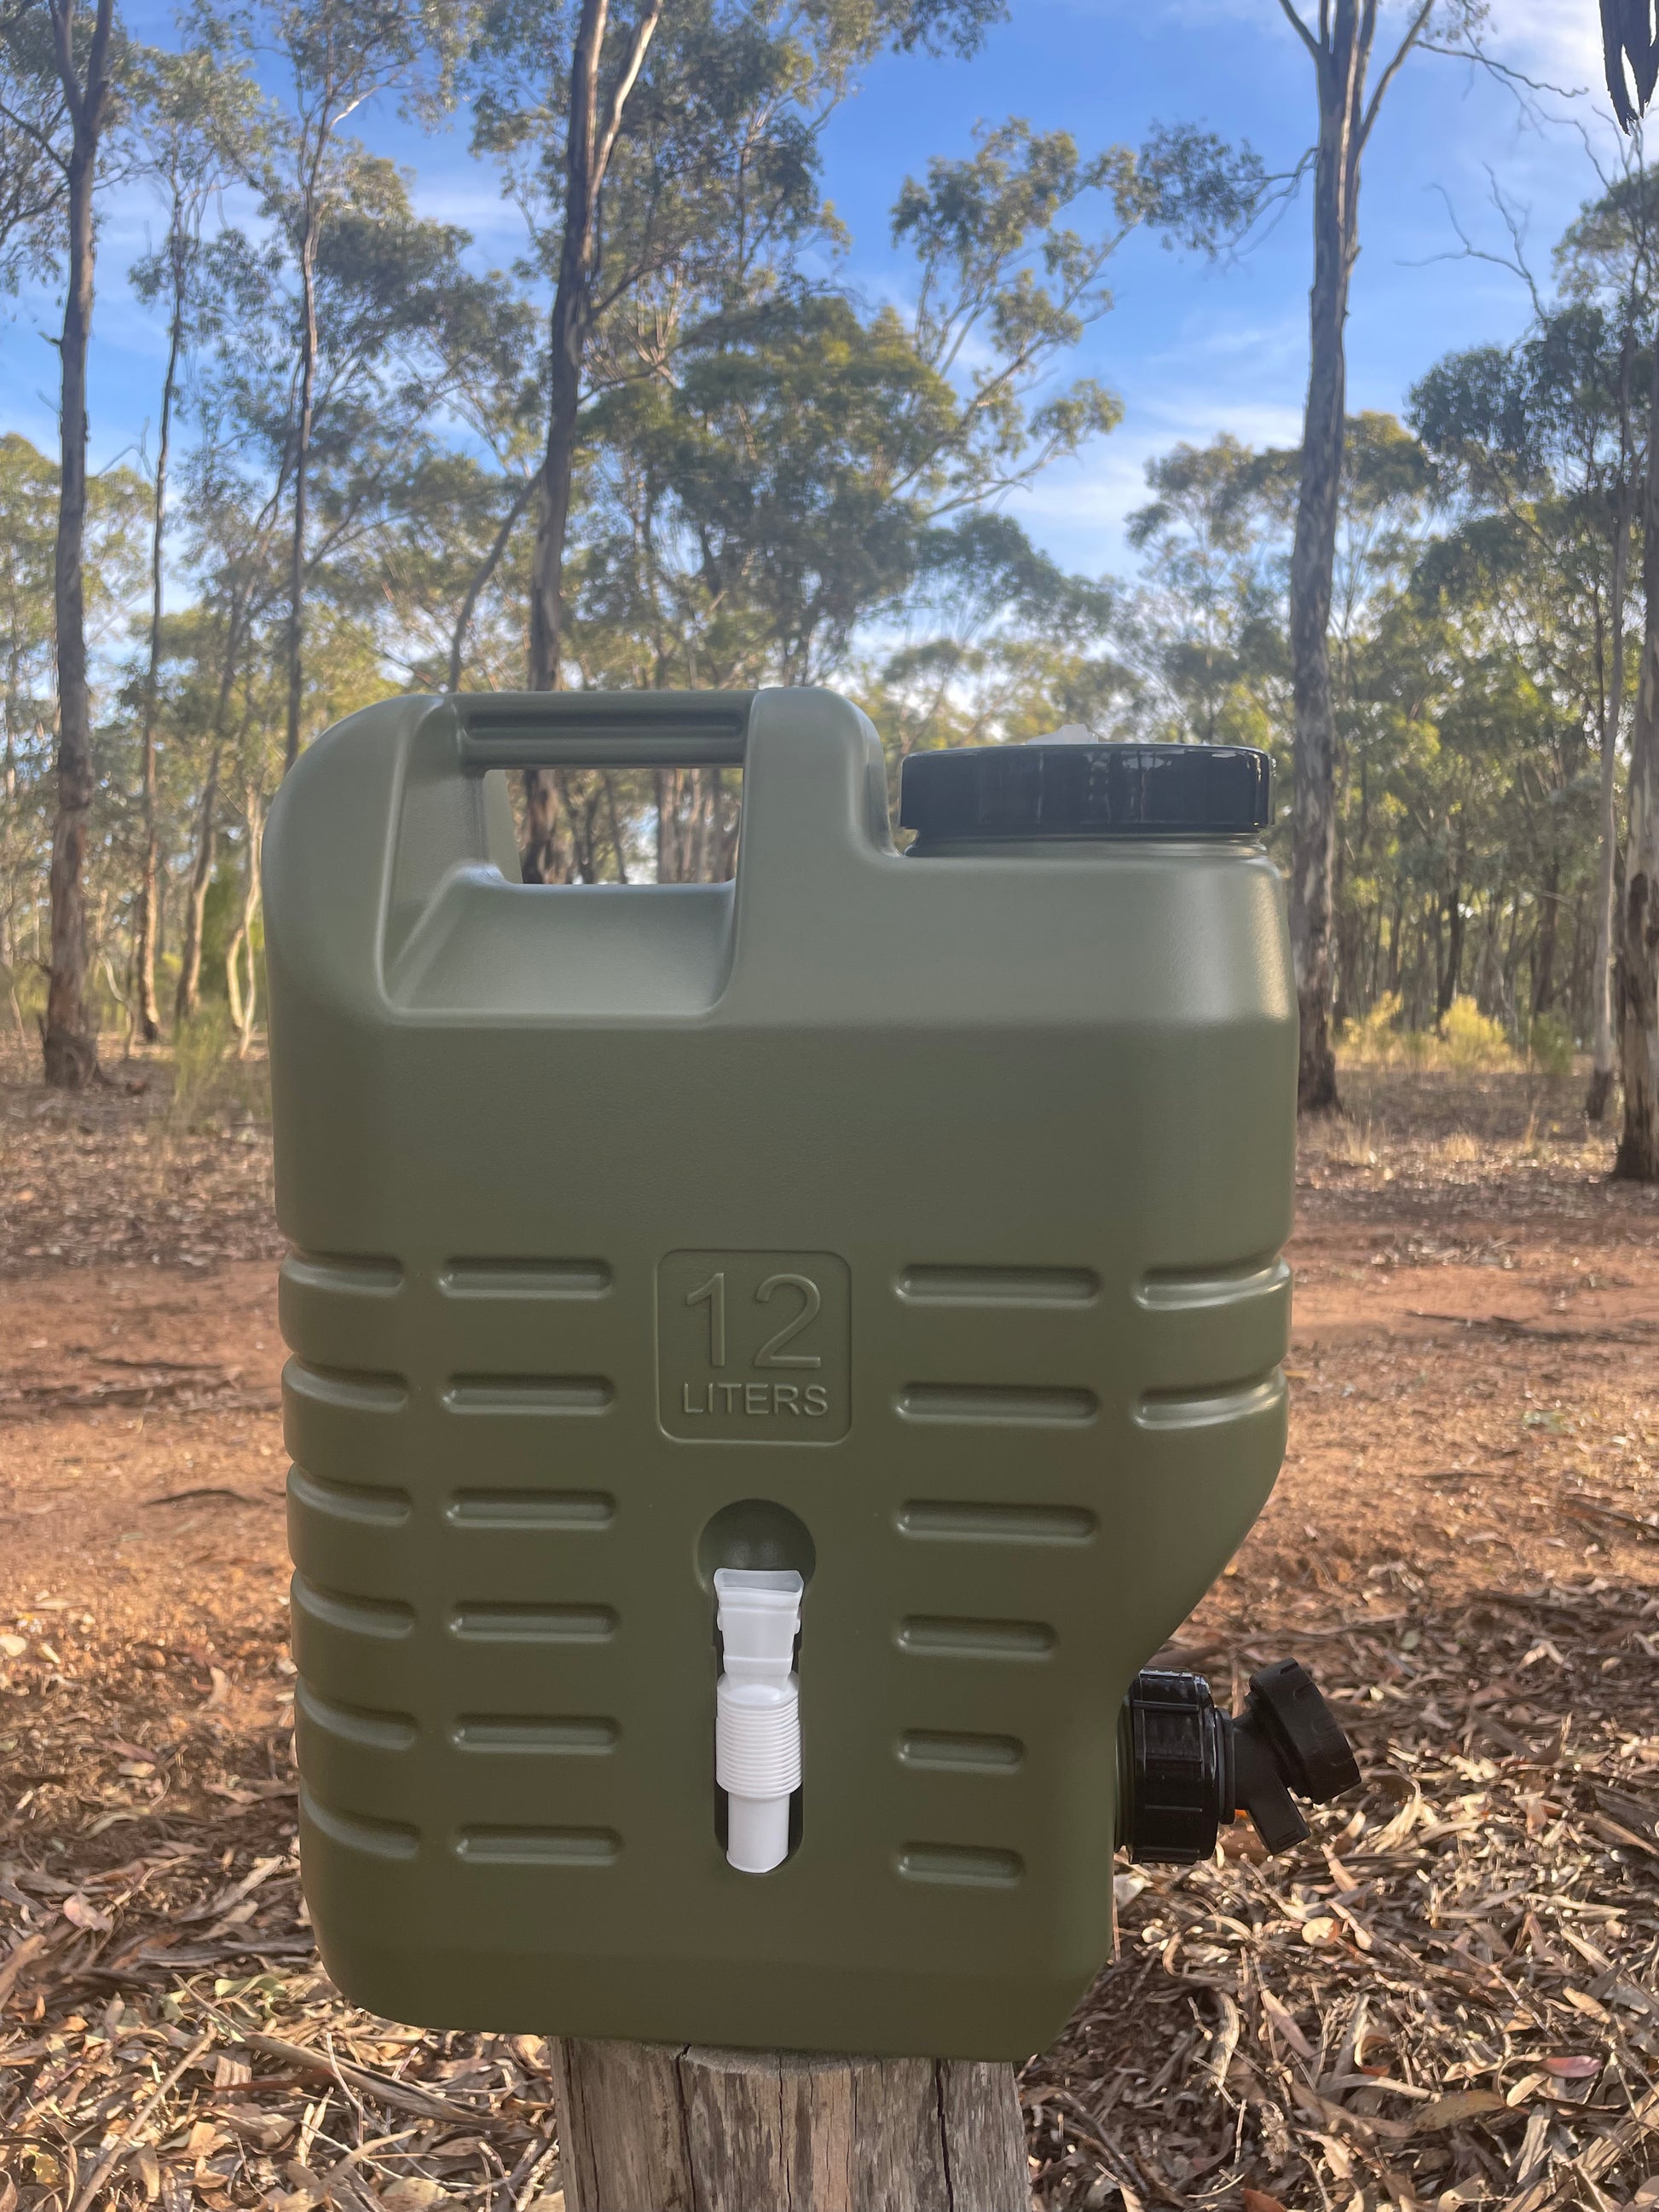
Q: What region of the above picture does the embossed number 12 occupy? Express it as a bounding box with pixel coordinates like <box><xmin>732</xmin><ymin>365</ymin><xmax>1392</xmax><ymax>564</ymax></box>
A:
<box><xmin>686</xmin><ymin>1271</ymin><xmax>822</xmax><ymax>1370</ymax></box>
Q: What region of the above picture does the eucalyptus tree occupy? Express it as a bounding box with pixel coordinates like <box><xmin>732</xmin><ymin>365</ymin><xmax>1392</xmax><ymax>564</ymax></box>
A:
<box><xmin>0</xmin><ymin>432</ymin><xmax>57</xmax><ymax>1031</ymax></box>
<box><xmin>465</xmin><ymin>0</ymin><xmax>1008</xmax><ymax>878</ymax></box>
<box><xmin>1413</xmin><ymin>297</ymin><xmax>1639</xmax><ymax>1100</ymax></box>
<box><xmin>1394</xmin><ymin>505</ymin><xmax>1600</xmax><ymax>1022</ymax></box>
<box><xmin>190</xmin><ymin>0</ymin><xmax>448</xmax><ymax>772</ymax></box>
<box><xmin>1552</xmin><ymin>149</ymin><xmax>1659</xmax><ymax>1173</ymax></box>
<box><xmin>367</xmin><ymin>272</ymin><xmax>541</xmax><ymax>690</ymax></box>
<box><xmin>165</xmin><ymin>389</ymin><xmax>291</xmax><ymax>1020</ymax></box>
<box><xmin>0</xmin><ymin>0</ymin><xmax>124</xmax><ymax>1083</ymax></box>
<box><xmin>580</xmin><ymin>120</ymin><xmax>1262</xmax><ymax>691</ymax></box>
<box><xmin>1275</xmin><ymin>0</ymin><xmax>1488</xmax><ymax>1112</ymax></box>
<box><xmin>1126</xmin><ymin>432</ymin><xmax>1292</xmax><ymax>748</ymax></box>
<box><xmin>0</xmin><ymin>1</ymin><xmax>67</xmax><ymax>294</ymax></box>
<box><xmin>125</xmin><ymin>46</ymin><xmax>251</xmax><ymax>1039</ymax></box>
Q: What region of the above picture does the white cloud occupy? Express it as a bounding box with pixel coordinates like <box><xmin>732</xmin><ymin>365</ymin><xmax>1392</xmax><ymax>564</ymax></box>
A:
<box><xmin>1492</xmin><ymin>0</ymin><xmax>1602</xmax><ymax>90</ymax></box>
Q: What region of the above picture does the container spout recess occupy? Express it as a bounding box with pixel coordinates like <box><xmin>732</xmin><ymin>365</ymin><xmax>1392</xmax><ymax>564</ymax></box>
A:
<box><xmin>714</xmin><ymin>1568</ymin><xmax>803</xmax><ymax>1874</ymax></box>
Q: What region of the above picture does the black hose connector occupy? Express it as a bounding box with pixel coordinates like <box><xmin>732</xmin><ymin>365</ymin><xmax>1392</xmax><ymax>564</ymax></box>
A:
<box><xmin>1121</xmin><ymin>1659</ymin><xmax>1361</xmax><ymax>1864</ymax></box>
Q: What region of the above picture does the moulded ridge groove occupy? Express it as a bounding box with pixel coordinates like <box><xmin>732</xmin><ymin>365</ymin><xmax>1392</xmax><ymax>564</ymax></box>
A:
<box><xmin>1135</xmin><ymin>1370</ymin><xmax>1287</xmax><ymax>1430</ymax></box>
<box><xmin>449</xmin><ymin>1603</ymin><xmax>618</xmax><ymax>1643</ymax></box>
<box><xmin>292</xmin><ymin>1575</ymin><xmax>415</xmax><ymax>1639</ymax></box>
<box><xmin>896</xmin><ymin>1383</ymin><xmax>1096</xmax><ymax>1427</ymax></box>
<box><xmin>281</xmin><ymin>1252</ymin><xmax>405</xmax><ymax>1297</ymax></box>
<box><xmin>300</xmin><ymin>1783</ymin><xmax>419</xmax><ymax>1861</ymax></box>
<box><xmin>898</xmin><ymin>1730</ymin><xmax>1024</xmax><ymax>1772</ymax></box>
<box><xmin>897</xmin><ymin>1843</ymin><xmax>1023</xmax><ymax>1887</ymax></box>
<box><xmin>446</xmin><ymin>1489</ymin><xmax>616</xmax><ymax>1530</ymax></box>
<box><xmin>897</xmin><ymin>1615</ymin><xmax>1055</xmax><ymax>1660</ymax></box>
<box><xmin>896</xmin><ymin>1499</ymin><xmax>1096</xmax><ymax>1545</ymax></box>
<box><xmin>896</xmin><ymin>1264</ymin><xmax>1100</xmax><ymax>1307</ymax></box>
<box><xmin>455</xmin><ymin>1826</ymin><xmax>621</xmax><ymax>1865</ymax></box>
<box><xmin>296</xmin><ymin>1681</ymin><xmax>418</xmax><ymax>1752</ymax></box>
<box><xmin>283</xmin><ymin>1360</ymin><xmax>408</xmax><ymax>1413</ymax></box>
<box><xmin>442</xmin><ymin>1376</ymin><xmax>614</xmax><ymax>1415</ymax></box>
<box><xmin>1135</xmin><ymin>1256</ymin><xmax>1291</xmax><ymax>1312</ymax></box>
<box><xmin>288</xmin><ymin>1465</ymin><xmax>412</xmax><ymax>1526</ymax></box>
<box><xmin>440</xmin><ymin>1258</ymin><xmax>612</xmax><ymax>1299</ymax></box>
<box><xmin>452</xmin><ymin>1716</ymin><xmax>619</xmax><ymax>1753</ymax></box>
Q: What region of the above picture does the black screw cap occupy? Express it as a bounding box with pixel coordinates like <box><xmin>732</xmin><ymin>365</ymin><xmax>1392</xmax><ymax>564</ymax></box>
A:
<box><xmin>1123</xmin><ymin>1660</ymin><xmax>1360</xmax><ymax>1865</ymax></box>
<box><xmin>1121</xmin><ymin>1670</ymin><xmax>1232</xmax><ymax>1866</ymax></box>
<box><xmin>899</xmin><ymin>742</ymin><xmax>1274</xmax><ymax>843</ymax></box>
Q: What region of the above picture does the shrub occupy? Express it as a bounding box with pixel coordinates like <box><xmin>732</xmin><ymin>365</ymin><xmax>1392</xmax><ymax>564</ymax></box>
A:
<box><xmin>169</xmin><ymin>1005</ymin><xmax>234</xmax><ymax>1129</ymax></box>
<box><xmin>1348</xmin><ymin>992</ymin><xmax>1406</xmax><ymax>1066</ymax></box>
<box><xmin>1338</xmin><ymin>994</ymin><xmax>1529</xmax><ymax>1073</ymax></box>
<box><xmin>167</xmin><ymin>1007</ymin><xmax>269</xmax><ymax>1131</ymax></box>
<box><xmin>1439</xmin><ymin>996</ymin><xmax>1514</xmax><ymax>1071</ymax></box>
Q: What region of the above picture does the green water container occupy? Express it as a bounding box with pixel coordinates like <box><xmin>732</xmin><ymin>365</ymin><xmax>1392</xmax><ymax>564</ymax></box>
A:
<box><xmin>263</xmin><ymin>688</ymin><xmax>1296</xmax><ymax>2060</ymax></box>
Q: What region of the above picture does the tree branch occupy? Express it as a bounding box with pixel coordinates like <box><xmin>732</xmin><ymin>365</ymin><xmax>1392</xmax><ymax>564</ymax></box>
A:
<box><xmin>1419</xmin><ymin>41</ymin><xmax>1586</xmax><ymax>103</ymax></box>
<box><xmin>1275</xmin><ymin>0</ymin><xmax>1324</xmax><ymax>66</ymax></box>
<box><xmin>592</xmin><ymin>0</ymin><xmax>666</xmax><ymax>204</ymax></box>
<box><xmin>1359</xmin><ymin>0</ymin><xmax>1436</xmax><ymax>152</ymax></box>
<box><xmin>1405</xmin><ymin>175</ymin><xmax>1545</xmax><ymax>321</ymax></box>
<box><xmin>46</xmin><ymin>0</ymin><xmax>82</xmax><ymax>131</ymax></box>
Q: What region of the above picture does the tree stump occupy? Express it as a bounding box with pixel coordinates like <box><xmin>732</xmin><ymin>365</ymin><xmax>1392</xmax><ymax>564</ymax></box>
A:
<box><xmin>550</xmin><ymin>2037</ymin><xmax>1032</xmax><ymax>2212</ymax></box>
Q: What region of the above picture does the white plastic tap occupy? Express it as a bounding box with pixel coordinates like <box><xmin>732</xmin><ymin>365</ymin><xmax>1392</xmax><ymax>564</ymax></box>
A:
<box><xmin>714</xmin><ymin>1568</ymin><xmax>803</xmax><ymax>1874</ymax></box>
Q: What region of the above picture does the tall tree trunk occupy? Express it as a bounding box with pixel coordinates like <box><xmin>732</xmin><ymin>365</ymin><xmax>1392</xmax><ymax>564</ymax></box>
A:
<box><xmin>224</xmin><ymin>787</ymin><xmax>263</xmax><ymax>1058</ymax></box>
<box><xmin>43</xmin><ymin>0</ymin><xmax>117</xmax><ymax>1090</ymax></box>
<box><xmin>1286</xmin><ymin>34</ymin><xmax>1358</xmax><ymax>1114</ymax></box>
<box><xmin>134</xmin><ymin>230</ymin><xmax>188</xmax><ymax>1046</ymax></box>
<box><xmin>1593</xmin><ymin>562</ymin><xmax>1627</xmax><ymax>1114</ymax></box>
<box><xmin>603</xmin><ymin>771</ymin><xmax>629</xmax><ymax>881</ymax></box>
<box><xmin>1436</xmin><ymin>882</ymin><xmax>1464</xmax><ymax>1021</ymax></box>
<box><xmin>1591</xmin><ymin>338</ymin><xmax>1635</xmax><ymax>1121</ymax></box>
<box><xmin>1616</xmin><ymin>312</ymin><xmax>1659</xmax><ymax>1180</ymax></box>
<box><xmin>176</xmin><ymin>740</ymin><xmax>223</xmax><ymax>1025</ymax></box>
<box><xmin>284</xmin><ymin>219</ymin><xmax>320</xmax><ymax>775</ymax></box>
<box><xmin>1282</xmin><ymin>0</ymin><xmax>1432</xmax><ymax>1112</ymax></box>
<box><xmin>1384</xmin><ymin>893</ymin><xmax>1402</xmax><ymax>996</ymax></box>
<box><xmin>1531</xmin><ymin>855</ymin><xmax>1560</xmax><ymax>1021</ymax></box>
<box><xmin>522</xmin><ymin>0</ymin><xmax>663</xmax><ymax>882</ymax></box>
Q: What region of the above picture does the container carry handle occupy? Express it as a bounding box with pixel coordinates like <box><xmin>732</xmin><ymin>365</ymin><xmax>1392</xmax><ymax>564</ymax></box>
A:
<box><xmin>452</xmin><ymin>690</ymin><xmax>754</xmax><ymax>772</ymax></box>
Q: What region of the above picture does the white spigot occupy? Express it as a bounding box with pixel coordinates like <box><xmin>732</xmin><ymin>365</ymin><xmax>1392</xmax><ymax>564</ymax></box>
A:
<box><xmin>714</xmin><ymin>1568</ymin><xmax>803</xmax><ymax>1874</ymax></box>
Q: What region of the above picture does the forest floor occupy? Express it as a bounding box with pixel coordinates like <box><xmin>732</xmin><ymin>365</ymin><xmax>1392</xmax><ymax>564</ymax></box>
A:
<box><xmin>2</xmin><ymin>1043</ymin><xmax>1659</xmax><ymax>2211</ymax></box>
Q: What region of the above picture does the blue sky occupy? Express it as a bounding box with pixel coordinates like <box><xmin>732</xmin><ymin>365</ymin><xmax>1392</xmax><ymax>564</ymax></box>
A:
<box><xmin>1</xmin><ymin>0</ymin><xmax>1620</xmax><ymax>579</ymax></box>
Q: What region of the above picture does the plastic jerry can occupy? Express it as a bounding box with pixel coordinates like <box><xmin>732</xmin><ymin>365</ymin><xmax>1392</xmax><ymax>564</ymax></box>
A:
<box><xmin>263</xmin><ymin>688</ymin><xmax>1295</xmax><ymax>2061</ymax></box>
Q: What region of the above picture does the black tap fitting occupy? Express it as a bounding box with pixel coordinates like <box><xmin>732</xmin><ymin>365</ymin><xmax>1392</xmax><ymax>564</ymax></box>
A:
<box><xmin>1121</xmin><ymin>1658</ymin><xmax>1361</xmax><ymax>1864</ymax></box>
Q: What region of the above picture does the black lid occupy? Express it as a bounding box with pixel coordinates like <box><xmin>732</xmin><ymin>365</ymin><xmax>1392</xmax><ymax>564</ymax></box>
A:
<box><xmin>899</xmin><ymin>741</ymin><xmax>1274</xmax><ymax>842</ymax></box>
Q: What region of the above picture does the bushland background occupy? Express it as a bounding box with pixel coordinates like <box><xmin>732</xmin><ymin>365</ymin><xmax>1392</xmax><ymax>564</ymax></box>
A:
<box><xmin>6</xmin><ymin>1</ymin><xmax>1659</xmax><ymax>2208</ymax></box>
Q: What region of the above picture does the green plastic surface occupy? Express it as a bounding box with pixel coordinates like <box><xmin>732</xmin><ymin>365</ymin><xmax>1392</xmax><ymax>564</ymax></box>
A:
<box><xmin>263</xmin><ymin>687</ymin><xmax>1296</xmax><ymax>2060</ymax></box>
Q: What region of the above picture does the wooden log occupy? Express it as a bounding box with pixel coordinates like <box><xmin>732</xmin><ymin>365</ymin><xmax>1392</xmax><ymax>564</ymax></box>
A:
<box><xmin>551</xmin><ymin>2037</ymin><xmax>1032</xmax><ymax>2212</ymax></box>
